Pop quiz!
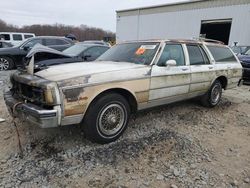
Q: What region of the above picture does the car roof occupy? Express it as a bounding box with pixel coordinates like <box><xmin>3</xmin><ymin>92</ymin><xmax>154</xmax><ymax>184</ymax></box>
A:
<box><xmin>74</xmin><ymin>42</ymin><xmax>110</xmax><ymax>48</ymax></box>
<box><xmin>119</xmin><ymin>39</ymin><xmax>225</xmax><ymax>46</ymax></box>
<box><xmin>32</xmin><ymin>36</ymin><xmax>69</xmax><ymax>39</ymax></box>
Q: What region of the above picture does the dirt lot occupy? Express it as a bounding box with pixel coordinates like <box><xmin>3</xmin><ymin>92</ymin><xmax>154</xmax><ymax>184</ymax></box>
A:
<box><xmin>0</xmin><ymin>70</ymin><xmax>250</xmax><ymax>188</ymax></box>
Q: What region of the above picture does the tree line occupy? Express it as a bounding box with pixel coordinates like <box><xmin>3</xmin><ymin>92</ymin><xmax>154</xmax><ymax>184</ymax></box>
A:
<box><xmin>0</xmin><ymin>19</ymin><xmax>115</xmax><ymax>42</ymax></box>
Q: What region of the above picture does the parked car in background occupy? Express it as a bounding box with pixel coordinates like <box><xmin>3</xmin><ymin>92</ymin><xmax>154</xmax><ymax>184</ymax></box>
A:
<box><xmin>83</xmin><ymin>40</ymin><xmax>111</xmax><ymax>47</ymax></box>
<box><xmin>0</xmin><ymin>36</ymin><xmax>74</xmax><ymax>70</ymax></box>
<box><xmin>0</xmin><ymin>32</ymin><xmax>35</xmax><ymax>46</ymax></box>
<box><xmin>0</xmin><ymin>41</ymin><xmax>13</xmax><ymax>48</ymax></box>
<box><xmin>231</xmin><ymin>45</ymin><xmax>250</xmax><ymax>55</ymax></box>
<box><xmin>4</xmin><ymin>39</ymin><xmax>242</xmax><ymax>144</ymax></box>
<box><xmin>33</xmin><ymin>43</ymin><xmax>110</xmax><ymax>70</ymax></box>
<box><xmin>237</xmin><ymin>47</ymin><xmax>250</xmax><ymax>82</ymax></box>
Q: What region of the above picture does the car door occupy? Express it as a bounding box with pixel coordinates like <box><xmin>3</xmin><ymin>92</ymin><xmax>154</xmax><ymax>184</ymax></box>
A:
<box><xmin>149</xmin><ymin>43</ymin><xmax>191</xmax><ymax>102</ymax></box>
<box><xmin>187</xmin><ymin>44</ymin><xmax>216</xmax><ymax>95</ymax></box>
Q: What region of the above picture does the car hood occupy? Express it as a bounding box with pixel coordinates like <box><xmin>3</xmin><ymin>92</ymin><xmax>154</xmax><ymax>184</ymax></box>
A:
<box><xmin>0</xmin><ymin>46</ymin><xmax>18</xmax><ymax>53</ymax></box>
<box><xmin>35</xmin><ymin>61</ymin><xmax>150</xmax><ymax>85</ymax></box>
<box><xmin>27</xmin><ymin>43</ymin><xmax>71</xmax><ymax>58</ymax></box>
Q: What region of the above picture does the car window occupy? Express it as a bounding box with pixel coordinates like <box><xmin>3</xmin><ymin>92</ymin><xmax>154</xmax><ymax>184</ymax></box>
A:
<box><xmin>98</xmin><ymin>42</ymin><xmax>160</xmax><ymax>65</ymax></box>
<box><xmin>2</xmin><ymin>42</ymin><xmax>12</xmax><ymax>48</ymax></box>
<box><xmin>24</xmin><ymin>35</ymin><xmax>34</xmax><ymax>39</ymax></box>
<box><xmin>0</xmin><ymin>34</ymin><xmax>10</xmax><ymax>41</ymax></box>
<box><xmin>187</xmin><ymin>45</ymin><xmax>209</xmax><ymax>65</ymax></box>
<box><xmin>157</xmin><ymin>44</ymin><xmax>185</xmax><ymax>66</ymax></box>
<box><xmin>84</xmin><ymin>47</ymin><xmax>110</xmax><ymax>61</ymax></box>
<box><xmin>45</xmin><ymin>38</ymin><xmax>69</xmax><ymax>46</ymax></box>
<box><xmin>207</xmin><ymin>46</ymin><xmax>237</xmax><ymax>62</ymax></box>
<box><xmin>63</xmin><ymin>43</ymin><xmax>89</xmax><ymax>56</ymax></box>
<box><xmin>13</xmin><ymin>34</ymin><xmax>23</xmax><ymax>41</ymax></box>
<box><xmin>45</xmin><ymin>39</ymin><xmax>58</xmax><ymax>46</ymax></box>
<box><xmin>56</xmin><ymin>39</ymin><xmax>69</xmax><ymax>45</ymax></box>
<box><xmin>23</xmin><ymin>39</ymin><xmax>43</xmax><ymax>48</ymax></box>
<box><xmin>199</xmin><ymin>46</ymin><xmax>210</xmax><ymax>64</ymax></box>
<box><xmin>244</xmin><ymin>49</ymin><xmax>250</xmax><ymax>55</ymax></box>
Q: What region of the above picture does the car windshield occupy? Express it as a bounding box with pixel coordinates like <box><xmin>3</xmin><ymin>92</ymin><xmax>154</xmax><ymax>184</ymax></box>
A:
<box><xmin>63</xmin><ymin>43</ymin><xmax>89</xmax><ymax>56</ymax></box>
<box><xmin>242</xmin><ymin>47</ymin><xmax>250</xmax><ymax>55</ymax></box>
<box><xmin>243</xmin><ymin>49</ymin><xmax>250</xmax><ymax>55</ymax></box>
<box><xmin>232</xmin><ymin>46</ymin><xmax>250</xmax><ymax>55</ymax></box>
<box><xmin>97</xmin><ymin>42</ymin><xmax>160</xmax><ymax>65</ymax></box>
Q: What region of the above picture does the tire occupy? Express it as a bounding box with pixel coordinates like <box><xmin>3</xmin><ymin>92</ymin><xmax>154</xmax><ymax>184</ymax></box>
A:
<box><xmin>0</xmin><ymin>56</ymin><xmax>14</xmax><ymax>71</ymax></box>
<box><xmin>201</xmin><ymin>80</ymin><xmax>222</xmax><ymax>107</ymax></box>
<box><xmin>83</xmin><ymin>93</ymin><xmax>131</xmax><ymax>144</ymax></box>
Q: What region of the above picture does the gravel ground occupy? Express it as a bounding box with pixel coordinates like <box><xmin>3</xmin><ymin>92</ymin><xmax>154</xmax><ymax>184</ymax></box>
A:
<box><xmin>0</xmin><ymin>70</ymin><xmax>250</xmax><ymax>188</ymax></box>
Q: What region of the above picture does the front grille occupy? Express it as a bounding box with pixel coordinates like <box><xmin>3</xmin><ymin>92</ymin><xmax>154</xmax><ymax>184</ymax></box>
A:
<box><xmin>12</xmin><ymin>81</ymin><xmax>45</xmax><ymax>104</ymax></box>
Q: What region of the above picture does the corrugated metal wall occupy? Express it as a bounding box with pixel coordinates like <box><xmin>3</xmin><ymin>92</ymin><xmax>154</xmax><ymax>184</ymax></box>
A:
<box><xmin>116</xmin><ymin>2</ymin><xmax>250</xmax><ymax>45</ymax></box>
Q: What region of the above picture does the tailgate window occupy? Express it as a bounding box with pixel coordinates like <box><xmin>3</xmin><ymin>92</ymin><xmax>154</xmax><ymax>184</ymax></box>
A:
<box><xmin>207</xmin><ymin>46</ymin><xmax>237</xmax><ymax>63</ymax></box>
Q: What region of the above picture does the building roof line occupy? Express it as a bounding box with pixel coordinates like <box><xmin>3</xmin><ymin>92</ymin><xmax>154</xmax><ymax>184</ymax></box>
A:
<box><xmin>116</xmin><ymin>0</ymin><xmax>205</xmax><ymax>13</ymax></box>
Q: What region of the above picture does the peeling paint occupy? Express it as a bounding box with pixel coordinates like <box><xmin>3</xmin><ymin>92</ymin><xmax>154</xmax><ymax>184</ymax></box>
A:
<box><xmin>136</xmin><ymin>91</ymin><xmax>149</xmax><ymax>103</ymax></box>
<box><xmin>64</xmin><ymin>103</ymin><xmax>87</xmax><ymax>116</ymax></box>
<box><xmin>63</xmin><ymin>88</ymin><xmax>85</xmax><ymax>102</ymax></box>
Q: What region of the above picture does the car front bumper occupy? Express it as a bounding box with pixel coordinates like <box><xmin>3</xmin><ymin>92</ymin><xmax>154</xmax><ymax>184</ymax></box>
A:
<box><xmin>4</xmin><ymin>91</ymin><xmax>59</xmax><ymax>128</ymax></box>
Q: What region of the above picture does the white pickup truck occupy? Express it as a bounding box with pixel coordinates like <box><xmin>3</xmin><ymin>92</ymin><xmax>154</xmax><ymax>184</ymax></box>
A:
<box><xmin>4</xmin><ymin>39</ymin><xmax>242</xmax><ymax>144</ymax></box>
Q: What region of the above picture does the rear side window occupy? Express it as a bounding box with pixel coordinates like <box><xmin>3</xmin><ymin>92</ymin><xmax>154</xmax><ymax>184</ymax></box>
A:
<box><xmin>45</xmin><ymin>39</ymin><xmax>58</xmax><ymax>46</ymax></box>
<box><xmin>13</xmin><ymin>34</ymin><xmax>23</xmax><ymax>41</ymax></box>
<box><xmin>45</xmin><ymin>38</ymin><xmax>69</xmax><ymax>46</ymax></box>
<box><xmin>56</xmin><ymin>39</ymin><xmax>69</xmax><ymax>45</ymax></box>
<box><xmin>207</xmin><ymin>46</ymin><xmax>237</xmax><ymax>63</ymax></box>
<box><xmin>23</xmin><ymin>39</ymin><xmax>43</xmax><ymax>48</ymax></box>
<box><xmin>187</xmin><ymin>45</ymin><xmax>210</xmax><ymax>65</ymax></box>
<box><xmin>0</xmin><ymin>34</ymin><xmax>10</xmax><ymax>40</ymax></box>
<box><xmin>24</xmin><ymin>35</ymin><xmax>34</xmax><ymax>39</ymax></box>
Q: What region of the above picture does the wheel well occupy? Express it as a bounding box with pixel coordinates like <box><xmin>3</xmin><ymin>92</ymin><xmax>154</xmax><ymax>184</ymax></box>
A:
<box><xmin>216</xmin><ymin>76</ymin><xmax>227</xmax><ymax>89</ymax></box>
<box><xmin>89</xmin><ymin>88</ymin><xmax>138</xmax><ymax>113</ymax></box>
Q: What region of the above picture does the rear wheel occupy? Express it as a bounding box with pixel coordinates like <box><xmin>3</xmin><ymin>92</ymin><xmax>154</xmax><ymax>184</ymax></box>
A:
<box><xmin>83</xmin><ymin>93</ymin><xmax>130</xmax><ymax>144</ymax></box>
<box><xmin>201</xmin><ymin>80</ymin><xmax>222</xmax><ymax>107</ymax></box>
<box><xmin>0</xmin><ymin>57</ymin><xmax>14</xmax><ymax>70</ymax></box>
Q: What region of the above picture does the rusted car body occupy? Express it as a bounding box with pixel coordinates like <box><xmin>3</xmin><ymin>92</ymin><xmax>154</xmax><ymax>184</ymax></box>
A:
<box><xmin>4</xmin><ymin>39</ymin><xmax>242</xmax><ymax>143</ymax></box>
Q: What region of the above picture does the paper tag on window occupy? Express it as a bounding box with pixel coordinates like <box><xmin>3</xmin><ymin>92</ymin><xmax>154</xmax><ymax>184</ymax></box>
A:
<box><xmin>135</xmin><ymin>48</ymin><xmax>146</xmax><ymax>55</ymax></box>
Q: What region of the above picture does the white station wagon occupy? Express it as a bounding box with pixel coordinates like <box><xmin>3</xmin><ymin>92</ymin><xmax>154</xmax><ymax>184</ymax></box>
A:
<box><xmin>4</xmin><ymin>39</ymin><xmax>242</xmax><ymax>143</ymax></box>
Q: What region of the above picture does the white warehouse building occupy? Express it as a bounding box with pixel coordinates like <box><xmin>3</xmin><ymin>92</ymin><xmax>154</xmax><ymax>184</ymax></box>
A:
<box><xmin>116</xmin><ymin>0</ymin><xmax>250</xmax><ymax>45</ymax></box>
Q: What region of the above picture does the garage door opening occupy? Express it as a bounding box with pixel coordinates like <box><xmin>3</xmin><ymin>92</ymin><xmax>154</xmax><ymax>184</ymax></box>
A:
<box><xmin>200</xmin><ymin>19</ymin><xmax>232</xmax><ymax>45</ymax></box>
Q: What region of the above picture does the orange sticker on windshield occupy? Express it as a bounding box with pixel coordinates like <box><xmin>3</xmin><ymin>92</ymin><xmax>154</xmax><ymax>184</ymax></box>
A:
<box><xmin>135</xmin><ymin>48</ymin><xmax>146</xmax><ymax>55</ymax></box>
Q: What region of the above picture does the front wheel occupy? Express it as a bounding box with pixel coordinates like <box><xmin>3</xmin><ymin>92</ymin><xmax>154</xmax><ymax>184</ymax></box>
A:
<box><xmin>201</xmin><ymin>80</ymin><xmax>222</xmax><ymax>107</ymax></box>
<box><xmin>83</xmin><ymin>93</ymin><xmax>130</xmax><ymax>144</ymax></box>
<box><xmin>0</xmin><ymin>57</ymin><xmax>14</xmax><ymax>71</ymax></box>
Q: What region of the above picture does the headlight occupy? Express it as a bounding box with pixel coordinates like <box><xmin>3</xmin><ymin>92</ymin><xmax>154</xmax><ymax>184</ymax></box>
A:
<box><xmin>44</xmin><ymin>89</ymin><xmax>54</xmax><ymax>105</ymax></box>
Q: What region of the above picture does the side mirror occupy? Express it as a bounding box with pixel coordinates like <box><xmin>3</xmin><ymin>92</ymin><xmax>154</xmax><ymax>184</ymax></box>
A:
<box><xmin>165</xmin><ymin>59</ymin><xmax>177</xmax><ymax>66</ymax></box>
<box><xmin>23</xmin><ymin>46</ymin><xmax>30</xmax><ymax>51</ymax></box>
<box><xmin>83</xmin><ymin>55</ymin><xmax>91</xmax><ymax>61</ymax></box>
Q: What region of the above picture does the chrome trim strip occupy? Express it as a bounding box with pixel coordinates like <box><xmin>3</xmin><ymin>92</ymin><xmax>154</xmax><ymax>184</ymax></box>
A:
<box><xmin>138</xmin><ymin>90</ymin><xmax>206</xmax><ymax>110</ymax></box>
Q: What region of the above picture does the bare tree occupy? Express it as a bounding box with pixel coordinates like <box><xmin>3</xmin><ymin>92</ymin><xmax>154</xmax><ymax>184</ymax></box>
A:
<box><xmin>0</xmin><ymin>19</ymin><xmax>115</xmax><ymax>42</ymax></box>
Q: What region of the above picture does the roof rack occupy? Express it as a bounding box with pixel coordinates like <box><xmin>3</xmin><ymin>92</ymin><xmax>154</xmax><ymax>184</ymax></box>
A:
<box><xmin>192</xmin><ymin>37</ymin><xmax>224</xmax><ymax>44</ymax></box>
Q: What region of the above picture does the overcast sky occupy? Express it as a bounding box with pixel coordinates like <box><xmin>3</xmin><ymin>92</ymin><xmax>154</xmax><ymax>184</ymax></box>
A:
<box><xmin>1</xmin><ymin>0</ymin><xmax>185</xmax><ymax>32</ymax></box>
